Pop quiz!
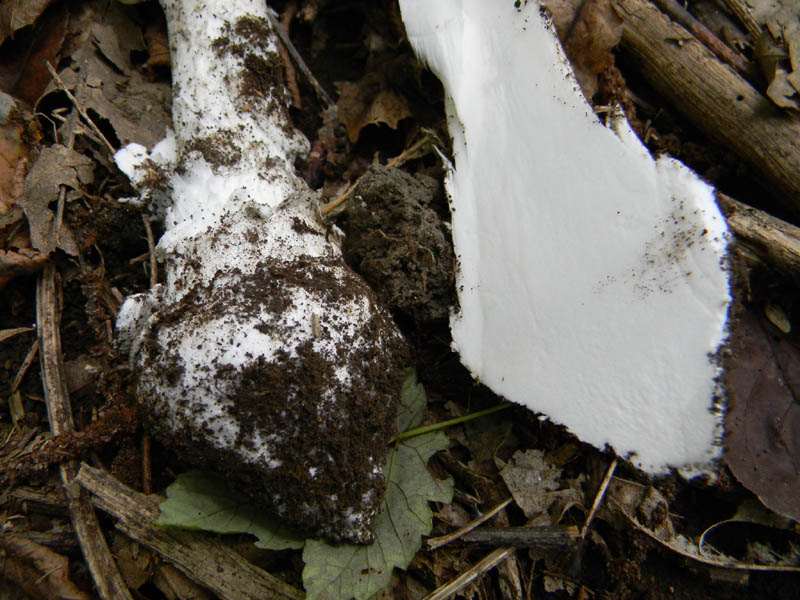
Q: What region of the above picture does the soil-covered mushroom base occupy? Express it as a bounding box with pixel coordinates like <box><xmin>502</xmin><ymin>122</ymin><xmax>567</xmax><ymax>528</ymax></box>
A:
<box><xmin>125</xmin><ymin>252</ymin><xmax>408</xmax><ymax>544</ymax></box>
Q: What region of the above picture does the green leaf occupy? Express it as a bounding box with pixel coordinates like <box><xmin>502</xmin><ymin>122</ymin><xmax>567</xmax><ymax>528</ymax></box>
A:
<box><xmin>302</xmin><ymin>371</ymin><xmax>453</xmax><ymax>600</ymax></box>
<box><xmin>156</xmin><ymin>471</ymin><xmax>305</xmax><ymax>550</ymax></box>
<box><xmin>397</xmin><ymin>367</ymin><xmax>427</xmax><ymax>433</ymax></box>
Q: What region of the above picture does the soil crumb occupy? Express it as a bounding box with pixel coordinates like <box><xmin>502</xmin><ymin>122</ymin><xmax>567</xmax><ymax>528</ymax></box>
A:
<box><xmin>341</xmin><ymin>164</ymin><xmax>454</xmax><ymax>322</ymax></box>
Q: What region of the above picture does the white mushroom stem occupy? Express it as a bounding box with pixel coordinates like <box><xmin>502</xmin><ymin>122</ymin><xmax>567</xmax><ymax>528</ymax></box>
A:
<box><xmin>116</xmin><ymin>0</ymin><xmax>319</xmax><ymax>299</ymax></box>
<box><xmin>115</xmin><ymin>0</ymin><xmax>406</xmax><ymax>544</ymax></box>
<box><xmin>399</xmin><ymin>0</ymin><xmax>731</xmax><ymax>475</ymax></box>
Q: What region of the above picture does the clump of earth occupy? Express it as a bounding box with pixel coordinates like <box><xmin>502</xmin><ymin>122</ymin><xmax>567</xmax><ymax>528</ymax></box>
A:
<box><xmin>340</xmin><ymin>164</ymin><xmax>455</xmax><ymax>323</ymax></box>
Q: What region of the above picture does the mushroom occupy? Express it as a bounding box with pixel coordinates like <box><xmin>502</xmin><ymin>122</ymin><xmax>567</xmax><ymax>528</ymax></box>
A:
<box><xmin>398</xmin><ymin>0</ymin><xmax>731</xmax><ymax>474</ymax></box>
<box><xmin>115</xmin><ymin>0</ymin><xmax>407</xmax><ymax>544</ymax></box>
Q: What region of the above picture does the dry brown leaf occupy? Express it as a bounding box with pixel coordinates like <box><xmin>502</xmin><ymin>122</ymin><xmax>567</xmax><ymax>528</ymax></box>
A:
<box><xmin>144</xmin><ymin>22</ymin><xmax>171</xmax><ymax>70</ymax></box>
<box><xmin>111</xmin><ymin>533</ymin><xmax>155</xmax><ymax>590</ymax></box>
<box><xmin>542</xmin><ymin>0</ymin><xmax>623</xmax><ymax>99</ymax></box>
<box><xmin>0</xmin><ymin>95</ymin><xmax>32</xmax><ymax>214</ymax></box>
<box><xmin>0</xmin><ymin>248</ymin><xmax>49</xmax><ymax>286</ymax></box>
<box><xmin>23</xmin><ymin>144</ymin><xmax>92</xmax><ymax>256</ymax></box>
<box><xmin>607</xmin><ymin>477</ymin><xmax>800</xmax><ymax>571</ymax></box>
<box><xmin>751</xmin><ymin>1</ymin><xmax>800</xmax><ymax>110</ymax></box>
<box><xmin>0</xmin><ymin>4</ymin><xmax>67</xmax><ymax>104</ymax></box>
<box><xmin>335</xmin><ymin>77</ymin><xmax>411</xmax><ymax>143</ymax></box>
<box><xmin>563</xmin><ymin>0</ymin><xmax>623</xmax><ymax>99</ymax></box>
<box><xmin>38</xmin><ymin>7</ymin><xmax>170</xmax><ymax>150</ymax></box>
<box><xmin>0</xmin><ymin>0</ymin><xmax>54</xmax><ymax>45</ymax></box>
<box><xmin>724</xmin><ymin>308</ymin><xmax>800</xmax><ymax>522</ymax></box>
<box><xmin>0</xmin><ymin>533</ymin><xmax>91</xmax><ymax>600</ymax></box>
<box><xmin>498</xmin><ymin>449</ymin><xmax>561</xmax><ymax>519</ymax></box>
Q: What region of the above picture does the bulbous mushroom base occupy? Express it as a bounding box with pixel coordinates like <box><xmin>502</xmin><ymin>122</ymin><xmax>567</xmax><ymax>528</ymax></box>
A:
<box><xmin>121</xmin><ymin>257</ymin><xmax>408</xmax><ymax>543</ymax></box>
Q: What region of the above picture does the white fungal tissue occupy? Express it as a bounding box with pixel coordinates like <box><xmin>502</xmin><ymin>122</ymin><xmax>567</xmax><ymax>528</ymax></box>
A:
<box><xmin>399</xmin><ymin>0</ymin><xmax>731</xmax><ymax>474</ymax></box>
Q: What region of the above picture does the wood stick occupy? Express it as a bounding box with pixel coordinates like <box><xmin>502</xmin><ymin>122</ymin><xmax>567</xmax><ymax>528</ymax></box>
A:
<box><xmin>717</xmin><ymin>192</ymin><xmax>800</xmax><ymax>277</ymax></box>
<box><xmin>580</xmin><ymin>458</ymin><xmax>617</xmax><ymax>538</ymax></box>
<box><xmin>37</xmin><ymin>264</ymin><xmax>134</xmax><ymax>600</ymax></box>
<box><xmin>423</xmin><ymin>547</ymin><xmax>516</xmax><ymax>600</ymax></box>
<box><xmin>650</xmin><ymin>0</ymin><xmax>755</xmax><ymax>78</ymax></box>
<box><xmin>75</xmin><ymin>463</ymin><xmax>304</xmax><ymax>600</ymax></box>
<box><xmin>460</xmin><ymin>526</ymin><xmax>579</xmax><ymax>548</ymax></box>
<box><xmin>721</xmin><ymin>0</ymin><xmax>761</xmax><ymax>38</ymax></box>
<box><xmin>265</xmin><ymin>9</ymin><xmax>334</xmax><ymax>108</ymax></box>
<box><xmin>278</xmin><ymin>3</ymin><xmax>302</xmax><ymax>109</ymax></box>
<box><xmin>9</xmin><ymin>337</ymin><xmax>39</xmax><ymax>395</ymax></box>
<box><xmin>616</xmin><ymin>0</ymin><xmax>800</xmax><ymax>217</ymax></box>
<box><xmin>428</xmin><ymin>497</ymin><xmax>513</xmax><ymax>550</ymax></box>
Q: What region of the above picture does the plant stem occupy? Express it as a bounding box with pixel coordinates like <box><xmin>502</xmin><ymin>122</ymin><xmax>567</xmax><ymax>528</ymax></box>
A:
<box><xmin>391</xmin><ymin>402</ymin><xmax>511</xmax><ymax>443</ymax></box>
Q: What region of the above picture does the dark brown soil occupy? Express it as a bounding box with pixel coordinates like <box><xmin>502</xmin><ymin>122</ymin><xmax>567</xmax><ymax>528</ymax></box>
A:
<box><xmin>340</xmin><ymin>163</ymin><xmax>454</xmax><ymax>323</ymax></box>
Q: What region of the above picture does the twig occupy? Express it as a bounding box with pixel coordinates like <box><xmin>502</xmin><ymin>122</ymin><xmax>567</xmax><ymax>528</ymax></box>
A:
<box><xmin>141</xmin><ymin>435</ymin><xmax>152</xmax><ymax>495</ymax></box>
<box><xmin>36</xmin><ymin>264</ymin><xmax>133</xmax><ymax>600</ymax></box>
<box><xmin>9</xmin><ymin>337</ymin><xmax>40</xmax><ymax>396</ymax></box>
<box><xmin>579</xmin><ymin>458</ymin><xmax>617</xmax><ymax>538</ymax></box>
<box><xmin>141</xmin><ymin>215</ymin><xmax>158</xmax><ymax>289</ymax></box>
<box><xmin>75</xmin><ymin>463</ymin><xmax>304</xmax><ymax>600</ymax></box>
<box><xmin>320</xmin><ymin>179</ymin><xmax>357</xmax><ymax>217</ymax></box>
<box><xmin>428</xmin><ymin>497</ymin><xmax>514</xmax><ymax>550</ymax></box>
<box><xmin>721</xmin><ymin>0</ymin><xmax>762</xmax><ymax>38</ymax></box>
<box><xmin>423</xmin><ymin>547</ymin><xmax>516</xmax><ymax>600</ymax></box>
<box><xmin>716</xmin><ymin>192</ymin><xmax>800</xmax><ymax>279</ymax></box>
<box><xmin>54</xmin><ymin>185</ymin><xmax>68</xmax><ymax>251</ymax></box>
<box><xmin>460</xmin><ymin>526</ymin><xmax>579</xmax><ymax>548</ymax></box>
<box><xmin>265</xmin><ymin>8</ymin><xmax>334</xmax><ymax>107</ymax></box>
<box><xmin>45</xmin><ymin>62</ymin><xmax>116</xmax><ymax>156</ymax></box>
<box><xmin>391</xmin><ymin>403</ymin><xmax>511</xmax><ymax>443</ymax></box>
<box><xmin>321</xmin><ymin>133</ymin><xmax>436</xmax><ymax>217</ymax></box>
<box><xmin>386</xmin><ymin>133</ymin><xmax>434</xmax><ymax>168</ymax></box>
<box><xmin>649</xmin><ymin>0</ymin><xmax>756</xmax><ymax>79</ymax></box>
<box><xmin>277</xmin><ymin>3</ymin><xmax>302</xmax><ymax>108</ymax></box>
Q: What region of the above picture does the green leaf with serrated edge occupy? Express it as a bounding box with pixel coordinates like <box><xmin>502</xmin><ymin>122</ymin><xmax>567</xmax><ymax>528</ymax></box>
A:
<box><xmin>157</xmin><ymin>471</ymin><xmax>304</xmax><ymax>550</ymax></box>
<box><xmin>397</xmin><ymin>367</ymin><xmax>427</xmax><ymax>433</ymax></box>
<box><xmin>302</xmin><ymin>429</ymin><xmax>453</xmax><ymax>600</ymax></box>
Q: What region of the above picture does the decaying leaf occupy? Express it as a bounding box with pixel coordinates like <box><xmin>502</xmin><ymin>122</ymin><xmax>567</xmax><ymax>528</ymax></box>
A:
<box><xmin>111</xmin><ymin>533</ymin><xmax>156</xmax><ymax>590</ymax></box>
<box><xmin>0</xmin><ymin>94</ymin><xmax>47</xmax><ymax>284</ymax></box>
<box><xmin>0</xmin><ymin>532</ymin><xmax>92</xmax><ymax>600</ymax></box>
<box><xmin>0</xmin><ymin>0</ymin><xmax>54</xmax><ymax>46</ymax></box>
<box><xmin>0</xmin><ymin>248</ymin><xmax>49</xmax><ymax>282</ymax></box>
<box><xmin>0</xmin><ymin>94</ymin><xmax>32</xmax><ymax>214</ymax></box>
<box><xmin>724</xmin><ymin>308</ymin><xmax>800</xmax><ymax>522</ymax></box>
<box><xmin>39</xmin><ymin>6</ymin><xmax>171</xmax><ymax>151</ymax></box>
<box><xmin>335</xmin><ymin>73</ymin><xmax>411</xmax><ymax>143</ymax></box>
<box><xmin>699</xmin><ymin>499</ymin><xmax>798</xmax><ymax>565</ymax></box>
<box><xmin>541</xmin><ymin>0</ymin><xmax>623</xmax><ymax>99</ymax></box>
<box><xmin>606</xmin><ymin>477</ymin><xmax>675</xmax><ymax>541</ymax></box>
<box><xmin>750</xmin><ymin>0</ymin><xmax>800</xmax><ymax>109</ymax></box>
<box><xmin>23</xmin><ymin>144</ymin><xmax>93</xmax><ymax>256</ymax></box>
<box><xmin>498</xmin><ymin>450</ymin><xmax>561</xmax><ymax>519</ymax></box>
<box><xmin>0</xmin><ymin>4</ymin><xmax>67</xmax><ymax>104</ymax></box>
